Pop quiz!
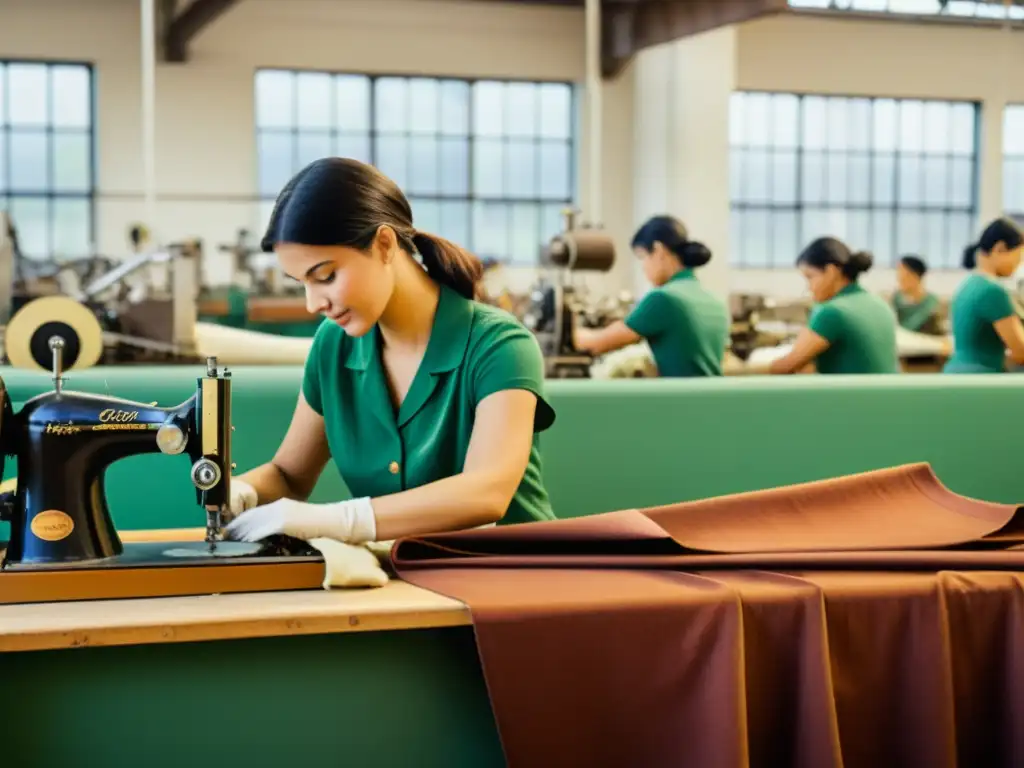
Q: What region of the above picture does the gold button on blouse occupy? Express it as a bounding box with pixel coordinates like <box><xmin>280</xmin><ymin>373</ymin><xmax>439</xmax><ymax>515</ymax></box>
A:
<box><xmin>388</xmin><ymin>461</ymin><xmax>400</xmax><ymax>475</ymax></box>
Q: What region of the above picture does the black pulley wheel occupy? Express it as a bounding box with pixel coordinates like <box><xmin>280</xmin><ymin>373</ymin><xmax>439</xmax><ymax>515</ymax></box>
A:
<box><xmin>28</xmin><ymin>322</ymin><xmax>82</xmax><ymax>370</ymax></box>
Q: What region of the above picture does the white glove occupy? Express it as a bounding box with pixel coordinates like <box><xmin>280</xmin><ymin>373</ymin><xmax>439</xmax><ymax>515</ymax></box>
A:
<box><xmin>224</xmin><ymin>496</ymin><xmax>377</xmax><ymax>544</ymax></box>
<box><xmin>226</xmin><ymin>478</ymin><xmax>259</xmax><ymax>522</ymax></box>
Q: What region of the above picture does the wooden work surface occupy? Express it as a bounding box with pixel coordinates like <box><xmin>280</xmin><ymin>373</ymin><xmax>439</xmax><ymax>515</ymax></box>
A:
<box><xmin>0</xmin><ymin>528</ymin><xmax>470</xmax><ymax>654</ymax></box>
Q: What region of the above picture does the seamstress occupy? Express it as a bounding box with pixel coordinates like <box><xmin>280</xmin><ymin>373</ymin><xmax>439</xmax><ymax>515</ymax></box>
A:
<box><xmin>770</xmin><ymin>237</ymin><xmax>898</xmax><ymax>375</ymax></box>
<box><xmin>573</xmin><ymin>215</ymin><xmax>729</xmax><ymax>377</ymax></box>
<box><xmin>944</xmin><ymin>217</ymin><xmax>1024</xmax><ymax>374</ymax></box>
<box><xmin>893</xmin><ymin>255</ymin><xmax>942</xmax><ymax>335</ymax></box>
<box><xmin>224</xmin><ymin>157</ymin><xmax>556</xmax><ymax>546</ymax></box>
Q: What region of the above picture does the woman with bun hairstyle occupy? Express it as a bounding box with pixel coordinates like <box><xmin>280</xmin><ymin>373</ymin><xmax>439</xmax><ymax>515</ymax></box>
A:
<box><xmin>944</xmin><ymin>217</ymin><xmax>1024</xmax><ymax>373</ymax></box>
<box><xmin>222</xmin><ymin>157</ymin><xmax>557</xmax><ymax>548</ymax></box>
<box><xmin>574</xmin><ymin>215</ymin><xmax>730</xmax><ymax>377</ymax></box>
<box><xmin>769</xmin><ymin>237</ymin><xmax>898</xmax><ymax>375</ymax></box>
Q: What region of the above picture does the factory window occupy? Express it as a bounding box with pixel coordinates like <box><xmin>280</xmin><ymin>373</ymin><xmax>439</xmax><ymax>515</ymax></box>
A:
<box><xmin>730</xmin><ymin>92</ymin><xmax>978</xmax><ymax>269</ymax></box>
<box><xmin>1003</xmin><ymin>105</ymin><xmax>1024</xmax><ymax>223</ymax></box>
<box><xmin>254</xmin><ymin>70</ymin><xmax>577</xmax><ymax>265</ymax></box>
<box><xmin>788</xmin><ymin>0</ymin><xmax>1024</xmax><ymax>20</ymax></box>
<box><xmin>0</xmin><ymin>61</ymin><xmax>95</xmax><ymax>260</ymax></box>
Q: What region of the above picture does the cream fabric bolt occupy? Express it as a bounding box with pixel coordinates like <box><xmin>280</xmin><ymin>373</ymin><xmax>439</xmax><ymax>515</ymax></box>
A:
<box><xmin>308</xmin><ymin>538</ymin><xmax>390</xmax><ymax>589</ymax></box>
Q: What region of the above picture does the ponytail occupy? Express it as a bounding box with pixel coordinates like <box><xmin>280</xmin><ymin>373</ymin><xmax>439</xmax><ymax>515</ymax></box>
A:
<box><xmin>411</xmin><ymin>230</ymin><xmax>483</xmax><ymax>300</ymax></box>
<box><xmin>962</xmin><ymin>242</ymin><xmax>977</xmax><ymax>270</ymax></box>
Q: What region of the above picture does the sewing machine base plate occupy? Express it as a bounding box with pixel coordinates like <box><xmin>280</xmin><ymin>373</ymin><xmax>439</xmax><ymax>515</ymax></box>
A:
<box><xmin>0</xmin><ymin>540</ymin><xmax>326</xmax><ymax>605</ymax></box>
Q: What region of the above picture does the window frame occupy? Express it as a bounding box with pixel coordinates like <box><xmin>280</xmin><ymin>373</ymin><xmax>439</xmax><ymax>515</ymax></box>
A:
<box><xmin>0</xmin><ymin>57</ymin><xmax>98</xmax><ymax>261</ymax></box>
<box><xmin>1003</xmin><ymin>103</ymin><xmax>1024</xmax><ymax>223</ymax></box>
<box><xmin>730</xmin><ymin>89</ymin><xmax>981</xmax><ymax>270</ymax></box>
<box><xmin>253</xmin><ymin>67</ymin><xmax>579</xmax><ymax>266</ymax></box>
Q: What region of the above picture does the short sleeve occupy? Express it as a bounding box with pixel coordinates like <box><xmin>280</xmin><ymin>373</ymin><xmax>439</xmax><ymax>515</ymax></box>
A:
<box><xmin>977</xmin><ymin>282</ymin><xmax>1015</xmax><ymax>324</ymax></box>
<box><xmin>301</xmin><ymin>323</ymin><xmax>331</xmax><ymax>415</ymax></box>
<box><xmin>624</xmin><ymin>290</ymin><xmax>670</xmax><ymax>339</ymax></box>
<box><xmin>472</xmin><ymin>323</ymin><xmax>556</xmax><ymax>432</ymax></box>
<box><xmin>808</xmin><ymin>304</ymin><xmax>845</xmax><ymax>344</ymax></box>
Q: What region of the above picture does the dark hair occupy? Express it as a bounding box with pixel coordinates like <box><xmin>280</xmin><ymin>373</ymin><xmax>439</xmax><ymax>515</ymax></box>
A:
<box><xmin>962</xmin><ymin>217</ymin><xmax>1024</xmax><ymax>270</ymax></box>
<box><xmin>796</xmin><ymin>237</ymin><xmax>873</xmax><ymax>280</ymax></box>
<box><xmin>630</xmin><ymin>215</ymin><xmax>712</xmax><ymax>269</ymax></box>
<box><xmin>261</xmin><ymin>157</ymin><xmax>483</xmax><ymax>300</ymax></box>
<box><xmin>899</xmin><ymin>255</ymin><xmax>928</xmax><ymax>277</ymax></box>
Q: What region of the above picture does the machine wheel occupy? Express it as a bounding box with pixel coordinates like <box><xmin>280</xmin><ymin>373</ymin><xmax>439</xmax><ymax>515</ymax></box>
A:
<box><xmin>4</xmin><ymin>296</ymin><xmax>104</xmax><ymax>372</ymax></box>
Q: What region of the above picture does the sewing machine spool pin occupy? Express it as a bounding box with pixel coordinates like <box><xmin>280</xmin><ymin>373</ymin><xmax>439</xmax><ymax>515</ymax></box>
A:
<box><xmin>49</xmin><ymin>335</ymin><xmax>66</xmax><ymax>394</ymax></box>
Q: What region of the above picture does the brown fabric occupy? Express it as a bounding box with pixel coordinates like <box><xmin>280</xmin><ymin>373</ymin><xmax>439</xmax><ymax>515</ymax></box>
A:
<box><xmin>392</xmin><ymin>463</ymin><xmax>1024</xmax><ymax>768</ymax></box>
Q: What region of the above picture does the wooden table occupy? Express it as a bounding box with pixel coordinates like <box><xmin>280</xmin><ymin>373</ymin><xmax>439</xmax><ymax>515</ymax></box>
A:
<box><xmin>0</xmin><ymin>528</ymin><xmax>469</xmax><ymax>652</ymax></box>
<box><xmin>0</xmin><ymin>530</ymin><xmax>499</xmax><ymax>768</ymax></box>
<box><xmin>0</xmin><ymin>581</ymin><xmax>470</xmax><ymax>653</ymax></box>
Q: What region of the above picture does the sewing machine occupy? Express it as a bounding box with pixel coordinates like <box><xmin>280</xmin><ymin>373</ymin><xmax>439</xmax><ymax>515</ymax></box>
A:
<box><xmin>0</xmin><ymin>346</ymin><xmax>324</xmax><ymax>605</ymax></box>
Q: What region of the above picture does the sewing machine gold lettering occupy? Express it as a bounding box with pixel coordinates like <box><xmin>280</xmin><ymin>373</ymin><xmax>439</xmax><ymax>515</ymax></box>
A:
<box><xmin>98</xmin><ymin>409</ymin><xmax>139</xmax><ymax>423</ymax></box>
<box><xmin>45</xmin><ymin>423</ymin><xmax>80</xmax><ymax>435</ymax></box>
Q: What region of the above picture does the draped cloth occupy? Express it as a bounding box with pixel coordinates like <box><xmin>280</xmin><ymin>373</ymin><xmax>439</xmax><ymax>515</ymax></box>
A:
<box><xmin>393</xmin><ymin>463</ymin><xmax>1024</xmax><ymax>768</ymax></box>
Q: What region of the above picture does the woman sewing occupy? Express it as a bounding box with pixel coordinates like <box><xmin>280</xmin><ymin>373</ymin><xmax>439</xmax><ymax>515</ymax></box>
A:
<box><xmin>769</xmin><ymin>237</ymin><xmax>898</xmax><ymax>375</ymax></box>
<box><xmin>944</xmin><ymin>217</ymin><xmax>1024</xmax><ymax>374</ymax></box>
<box><xmin>224</xmin><ymin>157</ymin><xmax>556</xmax><ymax>545</ymax></box>
<box><xmin>573</xmin><ymin>215</ymin><xmax>730</xmax><ymax>377</ymax></box>
<box><xmin>892</xmin><ymin>255</ymin><xmax>943</xmax><ymax>335</ymax></box>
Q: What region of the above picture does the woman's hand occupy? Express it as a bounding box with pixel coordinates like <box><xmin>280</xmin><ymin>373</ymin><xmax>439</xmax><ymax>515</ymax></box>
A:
<box><xmin>574</xmin><ymin>321</ymin><xmax>641</xmax><ymax>356</ymax></box>
<box><xmin>225</xmin><ymin>497</ymin><xmax>377</xmax><ymax>544</ymax></box>
<box><xmin>226</xmin><ymin>478</ymin><xmax>259</xmax><ymax>522</ymax></box>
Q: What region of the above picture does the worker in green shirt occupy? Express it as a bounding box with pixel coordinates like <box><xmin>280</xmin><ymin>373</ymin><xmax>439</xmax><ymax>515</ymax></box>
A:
<box><xmin>222</xmin><ymin>157</ymin><xmax>557</xmax><ymax>546</ymax></box>
<box><xmin>573</xmin><ymin>215</ymin><xmax>730</xmax><ymax>377</ymax></box>
<box><xmin>944</xmin><ymin>217</ymin><xmax>1024</xmax><ymax>374</ymax></box>
<box><xmin>893</xmin><ymin>255</ymin><xmax>943</xmax><ymax>335</ymax></box>
<box><xmin>770</xmin><ymin>237</ymin><xmax>898</xmax><ymax>375</ymax></box>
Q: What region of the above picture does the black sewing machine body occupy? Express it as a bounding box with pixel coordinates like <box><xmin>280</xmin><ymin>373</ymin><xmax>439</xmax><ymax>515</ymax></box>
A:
<box><xmin>0</xmin><ymin>352</ymin><xmax>325</xmax><ymax>604</ymax></box>
<box><xmin>4</xmin><ymin>388</ymin><xmax>222</xmax><ymax>567</ymax></box>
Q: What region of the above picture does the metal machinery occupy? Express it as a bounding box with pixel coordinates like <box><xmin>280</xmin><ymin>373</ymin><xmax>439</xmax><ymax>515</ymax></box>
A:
<box><xmin>523</xmin><ymin>210</ymin><xmax>619</xmax><ymax>378</ymax></box>
<box><xmin>0</xmin><ymin>350</ymin><xmax>324</xmax><ymax>605</ymax></box>
<box><xmin>728</xmin><ymin>294</ymin><xmax>810</xmax><ymax>362</ymax></box>
<box><xmin>218</xmin><ymin>227</ymin><xmax>294</xmax><ymax>296</ymax></box>
<box><xmin>1</xmin><ymin>214</ymin><xmax>205</xmax><ymax>371</ymax></box>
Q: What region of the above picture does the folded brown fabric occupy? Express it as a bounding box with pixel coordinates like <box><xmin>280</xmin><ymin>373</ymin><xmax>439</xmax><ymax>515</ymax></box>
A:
<box><xmin>392</xmin><ymin>463</ymin><xmax>1024</xmax><ymax>768</ymax></box>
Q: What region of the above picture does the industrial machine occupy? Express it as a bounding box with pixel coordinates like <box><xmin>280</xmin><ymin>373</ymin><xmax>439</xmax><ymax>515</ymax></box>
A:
<box><xmin>1</xmin><ymin>213</ymin><xmax>207</xmax><ymax>370</ymax></box>
<box><xmin>0</xmin><ymin>347</ymin><xmax>323</xmax><ymax>605</ymax></box>
<box><xmin>728</xmin><ymin>293</ymin><xmax>808</xmax><ymax>361</ymax></box>
<box><xmin>523</xmin><ymin>211</ymin><xmax>618</xmax><ymax>378</ymax></box>
<box><xmin>217</xmin><ymin>227</ymin><xmax>298</xmax><ymax>298</ymax></box>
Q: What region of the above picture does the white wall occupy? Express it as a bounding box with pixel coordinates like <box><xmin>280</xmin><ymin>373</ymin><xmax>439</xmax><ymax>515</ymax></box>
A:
<box><xmin>2</xmin><ymin>1</ymin><xmax>1023</xmax><ymax>301</ymax></box>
